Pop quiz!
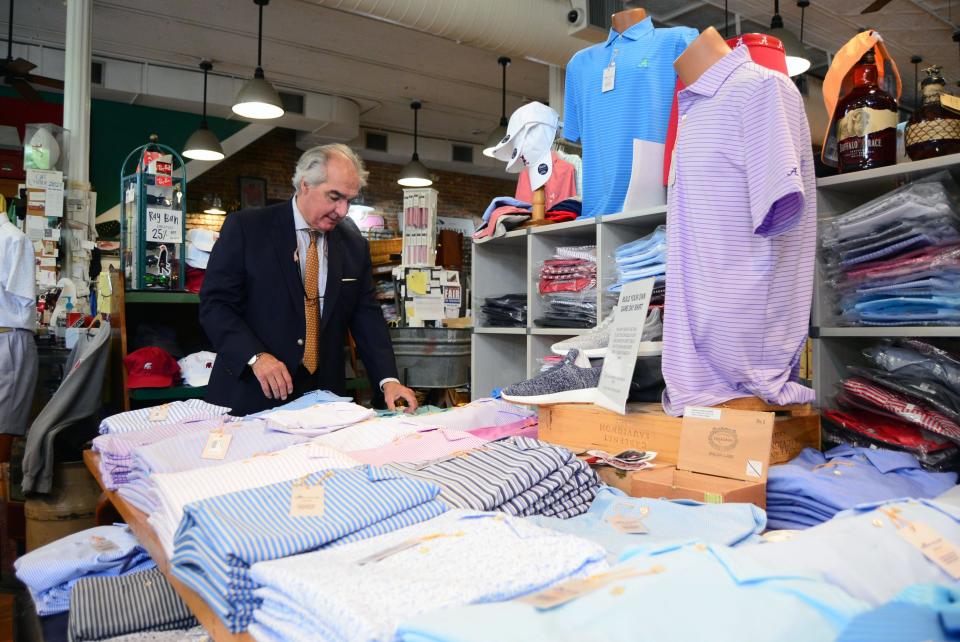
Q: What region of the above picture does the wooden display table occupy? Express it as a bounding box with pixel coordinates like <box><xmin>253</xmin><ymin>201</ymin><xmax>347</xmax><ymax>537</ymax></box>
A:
<box><xmin>538</xmin><ymin>397</ymin><xmax>820</xmax><ymax>465</ymax></box>
<box><xmin>82</xmin><ymin>451</ymin><xmax>252</xmax><ymax>642</ymax></box>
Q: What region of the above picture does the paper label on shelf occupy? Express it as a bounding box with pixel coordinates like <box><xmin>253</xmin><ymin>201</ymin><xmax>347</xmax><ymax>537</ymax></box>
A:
<box><xmin>145</xmin><ymin>207</ymin><xmax>183</xmax><ymax>243</ymax></box>
<box><xmin>148</xmin><ymin>404</ymin><xmax>170</xmax><ymax>422</ymax></box>
<box><xmin>25</xmin><ymin>169</ymin><xmax>63</xmax><ymax>190</ymax></box>
<box><xmin>289</xmin><ymin>483</ymin><xmax>325</xmax><ymax>517</ymax></box>
<box><xmin>898</xmin><ymin>521</ymin><xmax>960</xmax><ymax>579</ymax></box>
<box><xmin>595</xmin><ymin>279</ymin><xmax>655</xmax><ymax>415</ymax></box>
<box><xmin>201</xmin><ymin>430</ymin><xmax>232</xmax><ymax>460</ymax></box>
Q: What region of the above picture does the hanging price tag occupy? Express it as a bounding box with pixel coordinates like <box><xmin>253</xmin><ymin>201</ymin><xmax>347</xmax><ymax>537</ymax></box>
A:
<box><xmin>148</xmin><ymin>404</ymin><xmax>170</xmax><ymax>423</ymax></box>
<box><xmin>519</xmin><ymin>566</ymin><xmax>660</xmax><ymax>610</ymax></box>
<box><xmin>602</xmin><ymin>63</ymin><xmax>616</xmax><ymax>93</ymax></box>
<box><xmin>201</xmin><ymin>429</ymin><xmax>232</xmax><ymax>460</ymax></box>
<box><xmin>898</xmin><ymin>521</ymin><xmax>960</xmax><ymax>580</ymax></box>
<box><xmin>289</xmin><ymin>483</ymin><xmax>325</xmax><ymax>518</ymax></box>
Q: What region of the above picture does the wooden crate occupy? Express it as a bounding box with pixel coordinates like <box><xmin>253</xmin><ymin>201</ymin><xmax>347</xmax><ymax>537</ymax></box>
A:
<box><xmin>540</xmin><ymin>398</ymin><xmax>820</xmax><ymax>465</ymax></box>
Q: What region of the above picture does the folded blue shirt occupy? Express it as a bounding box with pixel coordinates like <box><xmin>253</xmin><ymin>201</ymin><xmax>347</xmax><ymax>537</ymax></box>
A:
<box><xmin>250</xmin><ymin>389</ymin><xmax>352</xmax><ymax>417</ymax></box>
<box><xmin>481</xmin><ymin>197</ymin><xmax>531</xmax><ymax>223</ymax></box>
<box><xmin>528</xmin><ymin>487</ymin><xmax>764</xmax><ymax>561</ymax></box>
<box><xmin>838</xmin><ymin>583</ymin><xmax>960</xmax><ymax>642</ymax></box>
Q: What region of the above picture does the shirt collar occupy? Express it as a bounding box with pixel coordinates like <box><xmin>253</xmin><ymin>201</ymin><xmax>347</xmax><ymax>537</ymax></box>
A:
<box><xmin>604</xmin><ymin>17</ymin><xmax>654</xmax><ymax>47</ymax></box>
<box><xmin>681</xmin><ymin>45</ymin><xmax>751</xmax><ymax>98</ymax></box>
<box><xmin>291</xmin><ymin>196</ymin><xmax>313</xmax><ymax>233</ymax></box>
<box><xmin>826</xmin><ymin>444</ymin><xmax>921</xmax><ymax>474</ymax></box>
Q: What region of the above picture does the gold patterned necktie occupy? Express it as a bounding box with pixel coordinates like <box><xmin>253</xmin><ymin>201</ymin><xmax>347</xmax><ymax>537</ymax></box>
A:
<box><xmin>303</xmin><ymin>230</ymin><xmax>320</xmax><ymax>374</ymax></box>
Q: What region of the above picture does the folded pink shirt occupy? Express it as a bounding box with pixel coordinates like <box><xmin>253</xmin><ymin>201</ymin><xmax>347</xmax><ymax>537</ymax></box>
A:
<box><xmin>347</xmin><ymin>427</ymin><xmax>490</xmax><ymax>466</ymax></box>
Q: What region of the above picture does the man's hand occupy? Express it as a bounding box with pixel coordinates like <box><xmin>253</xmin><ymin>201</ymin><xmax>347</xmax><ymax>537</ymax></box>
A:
<box><xmin>383</xmin><ymin>381</ymin><xmax>418</xmax><ymax>413</ymax></box>
<box><xmin>251</xmin><ymin>353</ymin><xmax>294</xmax><ymax>400</ymax></box>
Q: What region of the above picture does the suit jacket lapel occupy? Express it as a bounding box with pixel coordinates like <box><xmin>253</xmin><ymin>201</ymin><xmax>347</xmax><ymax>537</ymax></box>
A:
<box><xmin>321</xmin><ymin>226</ymin><xmax>343</xmax><ymax>332</ymax></box>
<box><xmin>271</xmin><ymin>204</ymin><xmax>306</xmax><ymax>326</ymax></box>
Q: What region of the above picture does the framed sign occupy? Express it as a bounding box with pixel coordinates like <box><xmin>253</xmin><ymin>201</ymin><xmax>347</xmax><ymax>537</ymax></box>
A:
<box><xmin>239</xmin><ymin>176</ymin><xmax>267</xmax><ymax>210</ymax></box>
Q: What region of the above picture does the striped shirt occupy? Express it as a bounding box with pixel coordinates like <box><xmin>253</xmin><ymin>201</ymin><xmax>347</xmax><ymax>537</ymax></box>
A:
<box><xmin>248</xmin><ymin>511</ymin><xmax>608</xmax><ymax>642</ymax></box>
<box><xmin>842</xmin><ymin>377</ymin><xmax>960</xmax><ymax>443</ymax></box>
<box><xmin>398</xmin><ymin>398</ymin><xmax>536</xmax><ymax>434</ymax></box>
<box><xmin>92</xmin><ymin>417</ymin><xmax>227</xmax><ymax>489</ymax></box>
<box><xmin>563</xmin><ymin>18</ymin><xmax>697</xmax><ymax>218</ymax></box>
<box><xmin>148</xmin><ymin>442</ymin><xmax>360</xmax><ymax>558</ymax></box>
<box><xmin>386</xmin><ymin>437</ymin><xmax>598</xmax><ymax>518</ymax></box>
<box><xmin>14</xmin><ymin>525</ymin><xmax>155</xmax><ymax>616</ymax></box>
<box><xmin>313</xmin><ymin>416</ymin><xmax>432</xmax><ymax>452</ymax></box>
<box><xmin>263</xmin><ymin>402</ymin><xmax>376</xmax><ymax>437</ymax></box>
<box><xmin>348</xmin><ymin>428</ymin><xmax>489</xmax><ymax>466</ymax></box>
<box><xmin>98</xmin><ymin>400</ymin><xmax>231</xmax><ymax>435</ymax></box>
<box><xmin>662</xmin><ymin>45</ymin><xmax>817</xmax><ymax>416</ymax></box>
<box><xmin>68</xmin><ymin>567</ymin><xmax>198</xmax><ymax>641</ymax></box>
<box><xmin>169</xmin><ymin>465</ymin><xmax>445</xmax><ymax>632</ymax></box>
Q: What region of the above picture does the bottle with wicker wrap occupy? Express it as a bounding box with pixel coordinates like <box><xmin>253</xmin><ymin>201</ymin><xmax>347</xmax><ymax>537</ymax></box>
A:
<box><xmin>906</xmin><ymin>65</ymin><xmax>960</xmax><ymax>161</ymax></box>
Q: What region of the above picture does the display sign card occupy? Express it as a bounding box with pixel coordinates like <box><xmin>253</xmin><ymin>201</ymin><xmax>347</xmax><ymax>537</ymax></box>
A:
<box><xmin>595</xmin><ymin>279</ymin><xmax>655</xmax><ymax>414</ymax></box>
<box><xmin>145</xmin><ymin>207</ymin><xmax>183</xmax><ymax>243</ymax></box>
<box><xmin>677</xmin><ymin>407</ymin><xmax>774</xmax><ymax>482</ymax></box>
<box><xmin>25</xmin><ymin>169</ymin><xmax>63</xmax><ymax>190</ymax></box>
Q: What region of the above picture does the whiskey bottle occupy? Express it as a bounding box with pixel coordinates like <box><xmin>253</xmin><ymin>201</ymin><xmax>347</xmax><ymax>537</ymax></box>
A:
<box><xmin>905</xmin><ymin>65</ymin><xmax>960</xmax><ymax>161</ymax></box>
<box><xmin>836</xmin><ymin>50</ymin><xmax>898</xmax><ymax>173</ymax></box>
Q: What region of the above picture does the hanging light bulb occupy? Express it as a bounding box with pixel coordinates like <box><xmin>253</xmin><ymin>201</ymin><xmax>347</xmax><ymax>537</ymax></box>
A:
<box><xmin>398</xmin><ymin>101</ymin><xmax>433</xmax><ymax>187</ymax></box>
<box><xmin>768</xmin><ymin>0</ymin><xmax>811</xmax><ymax>76</ymax></box>
<box><xmin>183</xmin><ymin>61</ymin><xmax>225</xmax><ymax>161</ymax></box>
<box><xmin>483</xmin><ymin>57</ymin><xmax>511</xmax><ymax>158</ymax></box>
<box><xmin>232</xmin><ymin>0</ymin><xmax>284</xmax><ymax>120</ymax></box>
<box><xmin>203</xmin><ymin>196</ymin><xmax>226</xmax><ymax>215</ymax></box>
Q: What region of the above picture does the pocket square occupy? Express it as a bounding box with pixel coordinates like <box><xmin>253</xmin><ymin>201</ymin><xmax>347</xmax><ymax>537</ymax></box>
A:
<box><xmin>342</xmin><ymin>278</ymin><xmax>357</xmax><ymax>282</ymax></box>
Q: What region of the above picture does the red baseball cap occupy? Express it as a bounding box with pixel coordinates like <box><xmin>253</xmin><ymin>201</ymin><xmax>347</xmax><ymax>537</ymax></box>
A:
<box><xmin>124</xmin><ymin>346</ymin><xmax>181</xmax><ymax>389</ymax></box>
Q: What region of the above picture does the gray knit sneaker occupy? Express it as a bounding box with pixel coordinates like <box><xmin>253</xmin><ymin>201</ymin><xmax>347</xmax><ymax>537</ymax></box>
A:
<box><xmin>501</xmin><ymin>349</ymin><xmax>601</xmax><ymax>405</ymax></box>
<box><xmin>550</xmin><ymin>307</ymin><xmax>663</xmax><ymax>358</ymax></box>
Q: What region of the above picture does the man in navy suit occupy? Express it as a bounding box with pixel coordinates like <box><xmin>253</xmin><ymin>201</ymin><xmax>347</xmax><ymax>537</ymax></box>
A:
<box><xmin>199</xmin><ymin>144</ymin><xmax>417</xmax><ymax>416</ymax></box>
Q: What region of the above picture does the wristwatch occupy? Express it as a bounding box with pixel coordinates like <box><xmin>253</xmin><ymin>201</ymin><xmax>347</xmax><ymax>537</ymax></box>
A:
<box><xmin>248</xmin><ymin>352</ymin><xmax>266</xmax><ymax>367</ymax></box>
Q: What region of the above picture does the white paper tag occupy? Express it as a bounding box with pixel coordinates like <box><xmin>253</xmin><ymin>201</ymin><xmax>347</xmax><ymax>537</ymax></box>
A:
<box><xmin>201</xmin><ymin>430</ymin><xmax>232</xmax><ymax>460</ymax></box>
<box><xmin>606</xmin><ymin>513</ymin><xmax>649</xmax><ymax>534</ymax></box>
<box><xmin>898</xmin><ymin>521</ymin><xmax>960</xmax><ymax>579</ymax></box>
<box><xmin>684</xmin><ymin>407</ymin><xmax>722</xmax><ymax>421</ymax></box>
<box><xmin>519</xmin><ymin>566</ymin><xmax>659</xmax><ymax>610</ymax></box>
<box><xmin>602</xmin><ymin>64</ymin><xmax>616</xmax><ymax>93</ymax></box>
<box><xmin>90</xmin><ymin>536</ymin><xmax>119</xmax><ymax>553</ymax></box>
<box><xmin>148</xmin><ymin>404</ymin><xmax>169</xmax><ymax>422</ymax></box>
<box><xmin>745</xmin><ymin>459</ymin><xmax>763</xmax><ymax>479</ymax></box>
<box><xmin>289</xmin><ymin>484</ymin><xmax>325</xmax><ymax>517</ymax></box>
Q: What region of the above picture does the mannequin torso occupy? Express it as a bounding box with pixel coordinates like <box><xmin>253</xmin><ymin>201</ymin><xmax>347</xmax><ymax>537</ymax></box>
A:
<box><xmin>611</xmin><ymin>7</ymin><xmax>647</xmax><ymax>34</ymax></box>
<box><xmin>673</xmin><ymin>27</ymin><xmax>731</xmax><ymax>86</ymax></box>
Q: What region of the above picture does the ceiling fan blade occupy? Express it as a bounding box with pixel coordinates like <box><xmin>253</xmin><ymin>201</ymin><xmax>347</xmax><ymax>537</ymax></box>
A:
<box><xmin>6</xmin><ymin>57</ymin><xmax>36</xmax><ymax>75</ymax></box>
<box><xmin>10</xmin><ymin>78</ymin><xmax>41</xmax><ymax>102</ymax></box>
<box><xmin>26</xmin><ymin>74</ymin><xmax>64</xmax><ymax>90</ymax></box>
<box><xmin>861</xmin><ymin>0</ymin><xmax>895</xmax><ymax>13</ymax></box>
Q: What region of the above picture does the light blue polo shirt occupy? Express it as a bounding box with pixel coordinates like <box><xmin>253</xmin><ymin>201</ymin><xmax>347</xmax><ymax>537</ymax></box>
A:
<box><xmin>397</xmin><ymin>542</ymin><xmax>867</xmax><ymax>642</ymax></box>
<box><xmin>563</xmin><ymin>18</ymin><xmax>697</xmax><ymax>218</ymax></box>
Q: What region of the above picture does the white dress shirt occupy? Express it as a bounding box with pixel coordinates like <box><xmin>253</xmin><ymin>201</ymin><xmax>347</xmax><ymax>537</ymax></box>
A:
<box><xmin>0</xmin><ymin>218</ymin><xmax>37</xmax><ymax>330</ymax></box>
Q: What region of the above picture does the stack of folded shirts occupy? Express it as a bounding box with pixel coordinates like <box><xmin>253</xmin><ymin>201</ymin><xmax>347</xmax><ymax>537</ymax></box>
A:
<box><xmin>401</xmin><ymin>398</ymin><xmax>538</xmax><ymax>441</ymax></box>
<box><xmin>820</xmin><ymin>179</ymin><xmax>960</xmax><ymax>326</ymax></box>
<box><xmin>249</xmin><ymin>389</ymin><xmax>353</xmax><ymax>417</ymax></box>
<box><xmin>396</xmin><ymin>541</ymin><xmax>868</xmax><ymax>642</ymax></box>
<box><xmin>314</xmin><ymin>415</ymin><xmax>437</xmax><ymax>452</ymax></box>
<box><xmin>481</xmin><ymin>293</ymin><xmax>527</xmax><ymax>327</ymax></box>
<box><xmin>149</xmin><ymin>442</ymin><xmax>360</xmax><ymax>557</ymax></box>
<box><xmin>170</xmin><ymin>465</ymin><xmax>446</xmax><ymax>632</ymax></box>
<box><xmin>248</xmin><ymin>510</ymin><xmax>608</xmax><ymax>642</ymax></box>
<box><xmin>386</xmin><ymin>436</ymin><xmax>601</xmax><ymax>519</ymax></box>
<box><xmin>99</xmin><ymin>400</ymin><xmax>231</xmax><ymax>435</ymax></box>
<box><xmin>837</xmin><ymin>377</ymin><xmax>960</xmax><ymax>445</ymax></box>
<box><xmin>348</xmin><ymin>428</ymin><xmax>489</xmax><ymax>465</ymax></box>
<box><xmin>92</xmin><ymin>417</ymin><xmax>227</xmax><ymax>490</ymax></box>
<box><xmin>765</xmin><ymin>445</ymin><xmax>957</xmax><ymax>529</ymax></box>
<box><xmin>14</xmin><ymin>525</ymin><xmax>155</xmax><ymax>616</ymax></box>
<box><xmin>608</xmin><ymin>225</ymin><xmax>667</xmax><ymax>294</ymax></box>
<box><xmin>473</xmin><ymin>197</ymin><xmax>532</xmax><ymax>242</ymax></box>
<box><xmin>529</xmin><ymin>487</ymin><xmax>766</xmax><ymax>561</ymax></box>
<box><xmin>545</xmin><ymin>197</ymin><xmax>582</xmax><ymax>223</ymax></box>
<box><xmin>68</xmin><ymin>567</ymin><xmax>198</xmax><ymax>641</ymax></box>
<box><xmin>116</xmin><ymin>418</ymin><xmax>309</xmax><ymax>514</ymax></box>
<box><xmin>536</xmin><ymin>246</ymin><xmax>597</xmax><ymax>328</ymax></box>
<box><xmin>260</xmin><ymin>401</ymin><xmax>376</xmax><ymax>437</ymax></box>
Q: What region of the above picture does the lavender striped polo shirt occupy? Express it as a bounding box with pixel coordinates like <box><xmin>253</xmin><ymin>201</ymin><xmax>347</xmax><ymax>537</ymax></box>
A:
<box><xmin>662</xmin><ymin>45</ymin><xmax>816</xmax><ymax>416</ymax></box>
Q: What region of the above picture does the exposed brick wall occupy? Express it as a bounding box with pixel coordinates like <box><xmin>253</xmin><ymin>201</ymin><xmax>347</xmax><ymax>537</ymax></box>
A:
<box><xmin>185</xmin><ymin>128</ymin><xmax>516</xmax><ymax>235</ymax></box>
<box><xmin>186</xmin><ymin>213</ymin><xmax>227</xmax><ymax>232</ymax></box>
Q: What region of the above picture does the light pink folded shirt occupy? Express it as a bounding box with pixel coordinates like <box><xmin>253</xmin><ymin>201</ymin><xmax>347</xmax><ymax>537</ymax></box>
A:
<box><xmin>347</xmin><ymin>428</ymin><xmax>490</xmax><ymax>466</ymax></box>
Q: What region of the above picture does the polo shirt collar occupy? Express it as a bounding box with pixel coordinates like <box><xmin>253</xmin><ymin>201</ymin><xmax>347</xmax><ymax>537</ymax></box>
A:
<box><xmin>826</xmin><ymin>444</ymin><xmax>921</xmax><ymax>474</ymax></box>
<box><xmin>604</xmin><ymin>17</ymin><xmax>654</xmax><ymax>47</ymax></box>
<box><xmin>682</xmin><ymin>45</ymin><xmax>751</xmax><ymax>98</ymax></box>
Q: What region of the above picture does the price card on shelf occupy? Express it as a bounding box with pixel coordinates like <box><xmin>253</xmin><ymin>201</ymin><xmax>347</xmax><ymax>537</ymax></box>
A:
<box><xmin>145</xmin><ymin>207</ymin><xmax>183</xmax><ymax>243</ymax></box>
<box><xmin>595</xmin><ymin>278</ymin><xmax>655</xmax><ymax>415</ymax></box>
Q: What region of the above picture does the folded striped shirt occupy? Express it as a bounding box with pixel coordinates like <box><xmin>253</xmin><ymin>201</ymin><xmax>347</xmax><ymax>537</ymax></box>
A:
<box><xmin>263</xmin><ymin>402</ymin><xmax>376</xmax><ymax>437</ymax></box>
<box><xmin>92</xmin><ymin>418</ymin><xmax>227</xmax><ymax>489</ymax></box>
<box><xmin>68</xmin><ymin>567</ymin><xmax>197</xmax><ymax>641</ymax></box>
<box><xmin>149</xmin><ymin>442</ymin><xmax>360</xmax><ymax>558</ymax></box>
<box><xmin>348</xmin><ymin>428</ymin><xmax>489</xmax><ymax>466</ymax></box>
<box><xmin>99</xmin><ymin>400</ymin><xmax>231</xmax><ymax>435</ymax></box>
<box><xmin>313</xmin><ymin>416</ymin><xmax>432</xmax><ymax>452</ymax></box>
<box><xmin>396</xmin><ymin>399</ymin><xmax>536</xmax><ymax>436</ymax></box>
<box><xmin>170</xmin><ymin>465</ymin><xmax>446</xmax><ymax>632</ymax></box>
<box><xmin>247</xmin><ymin>511</ymin><xmax>608</xmax><ymax>642</ymax></box>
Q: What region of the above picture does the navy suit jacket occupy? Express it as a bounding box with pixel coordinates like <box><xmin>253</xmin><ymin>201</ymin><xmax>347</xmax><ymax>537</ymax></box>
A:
<box><xmin>198</xmin><ymin>201</ymin><xmax>398</xmax><ymax>415</ymax></box>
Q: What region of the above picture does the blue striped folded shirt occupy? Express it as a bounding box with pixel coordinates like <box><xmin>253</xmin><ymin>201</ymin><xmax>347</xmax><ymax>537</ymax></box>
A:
<box><xmin>169</xmin><ymin>465</ymin><xmax>445</xmax><ymax>632</ymax></box>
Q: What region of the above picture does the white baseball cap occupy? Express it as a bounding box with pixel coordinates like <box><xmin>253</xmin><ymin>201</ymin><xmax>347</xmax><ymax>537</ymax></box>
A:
<box><xmin>489</xmin><ymin>101</ymin><xmax>559</xmax><ymax>191</ymax></box>
<box><xmin>185</xmin><ymin>242</ymin><xmax>211</xmax><ymax>270</ymax></box>
<box><xmin>178</xmin><ymin>351</ymin><xmax>216</xmax><ymax>387</ymax></box>
<box><xmin>186</xmin><ymin>228</ymin><xmax>219</xmax><ymax>252</ymax></box>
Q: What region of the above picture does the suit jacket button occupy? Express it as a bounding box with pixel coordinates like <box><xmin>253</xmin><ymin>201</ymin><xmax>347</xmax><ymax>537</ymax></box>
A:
<box><xmin>297</xmin><ymin>339</ymin><xmax>304</xmax><ymax>346</ymax></box>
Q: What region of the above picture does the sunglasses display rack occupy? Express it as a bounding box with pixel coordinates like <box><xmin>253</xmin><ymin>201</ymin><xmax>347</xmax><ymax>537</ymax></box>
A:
<box><xmin>401</xmin><ymin>187</ymin><xmax>438</xmax><ymax>267</ymax></box>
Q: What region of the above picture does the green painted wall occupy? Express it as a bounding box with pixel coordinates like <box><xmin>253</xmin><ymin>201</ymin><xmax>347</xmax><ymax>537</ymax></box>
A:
<box><xmin>1</xmin><ymin>86</ymin><xmax>246</xmax><ymax>214</ymax></box>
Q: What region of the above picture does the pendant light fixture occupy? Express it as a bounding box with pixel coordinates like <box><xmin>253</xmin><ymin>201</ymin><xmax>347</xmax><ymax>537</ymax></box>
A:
<box><xmin>398</xmin><ymin>100</ymin><xmax>433</xmax><ymax>187</ymax></box>
<box><xmin>232</xmin><ymin>0</ymin><xmax>284</xmax><ymax>120</ymax></box>
<box><xmin>482</xmin><ymin>57</ymin><xmax>512</xmax><ymax>158</ymax></box>
<box><xmin>204</xmin><ymin>195</ymin><xmax>226</xmax><ymax>215</ymax></box>
<box><xmin>768</xmin><ymin>0</ymin><xmax>811</xmax><ymax>76</ymax></box>
<box><xmin>183</xmin><ymin>61</ymin><xmax>225</xmax><ymax>161</ymax></box>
